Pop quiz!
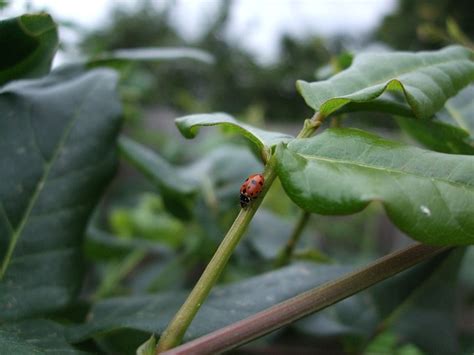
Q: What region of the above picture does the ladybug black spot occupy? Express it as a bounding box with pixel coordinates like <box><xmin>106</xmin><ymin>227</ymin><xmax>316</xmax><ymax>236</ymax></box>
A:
<box><xmin>259</xmin><ymin>181</ymin><xmax>263</xmax><ymax>185</ymax></box>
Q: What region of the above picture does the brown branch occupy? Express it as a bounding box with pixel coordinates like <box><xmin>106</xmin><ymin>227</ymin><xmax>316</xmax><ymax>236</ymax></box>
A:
<box><xmin>161</xmin><ymin>243</ymin><xmax>448</xmax><ymax>355</ymax></box>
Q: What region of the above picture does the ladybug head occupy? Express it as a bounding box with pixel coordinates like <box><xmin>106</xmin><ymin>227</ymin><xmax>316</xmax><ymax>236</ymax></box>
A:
<box><xmin>240</xmin><ymin>193</ymin><xmax>251</xmax><ymax>208</ymax></box>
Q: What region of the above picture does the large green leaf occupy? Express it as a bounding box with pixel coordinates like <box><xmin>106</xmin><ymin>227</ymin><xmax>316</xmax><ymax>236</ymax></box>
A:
<box><xmin>276</xmin><ymin>128</ymin><xmax>474</xmax><ymax>245</ymax></box>
<box><xmin>0</xmin><ymin>13</ymin><xmax>58</xmax><ymax>85</ymax></box>
<box><xmin>175</xmin><ymin>113</ymin><xmax>294</xmax><ymax>160</ymax></box>
<box><xmin>0</xmin><ymin>67</ymin><xmax>122</xmax><ymax>321</ymax></box>
<box><xmin>0</xmin><ymin>319</ymin><xmax>86</xmax><ymax>354</ymax></box>
<box><xmin>398</xmin><ymin>85</ymin><xmax>474</xmax><ymax>154</ymax></box>
<box><xmin>297</xmin><ymin>45</ymin><xmax>474</xmax><ymax>119</ymax></box>
<box><xmin>397</xmin><ymin>116</ymin><xmax>474</xmax><ymax>155</ymax></box>
<box><xmin>68</xmin><ymin>263</ymin><xmax>350</xmax><ymax>343</ymax></box>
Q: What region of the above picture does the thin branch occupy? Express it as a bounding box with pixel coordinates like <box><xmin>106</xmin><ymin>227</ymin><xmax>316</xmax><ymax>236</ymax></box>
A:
<box><xmin>274</xmin><ymin>211</ymin><xmax>311</xmax><ymax>267</ymax></box>
<box><xmin>156</xmin><ymin>157</ymin><xmax>279</xmax><ymax>352</ymax></box>
<box><xmin>160</xmin><ymin>243</ymin><xmax>448</xmax><ymax>355</ymax></box>
<box><xmin>155</xmin><ymin>112</ymin><xmax>325</xmax><ymax>353</ymax></box>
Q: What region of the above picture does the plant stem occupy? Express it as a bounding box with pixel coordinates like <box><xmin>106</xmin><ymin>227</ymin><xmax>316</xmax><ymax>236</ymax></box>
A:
<box><xmin>274</xmin><ymin>211</ymin><xmax>311</xmax><ymax>267</ymax></box>
<box><xmin>297</xmin><ymin>111</ymin><xmax>325</xmax><ymax>139</ymax></box>
<box><xmin>160</xmin><ymin>243</ymin><xmax>448</xmax><ymax>355</ymax></box>
<box><xmin>156</xmin><ymin>158</ymin><xmax>278</xmax><ymax>352</ymax></box>
<box><xmin>156</xmin><ymin>112</ymin><xmax>324</xmax><ymax>353</ymax></box>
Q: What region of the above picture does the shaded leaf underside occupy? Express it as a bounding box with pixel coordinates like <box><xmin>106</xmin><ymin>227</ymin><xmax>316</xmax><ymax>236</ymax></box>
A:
<box><xmin>175</xmin><ymin>113</ymin><xmax>294</xmax><ymax>154</ymax></box>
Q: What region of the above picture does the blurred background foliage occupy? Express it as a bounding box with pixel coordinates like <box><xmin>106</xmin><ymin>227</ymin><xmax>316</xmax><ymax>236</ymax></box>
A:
<box><xmin>2</xmin><ymin>0</ymin><xmax>473</xmax><ymax>353</ymax></box>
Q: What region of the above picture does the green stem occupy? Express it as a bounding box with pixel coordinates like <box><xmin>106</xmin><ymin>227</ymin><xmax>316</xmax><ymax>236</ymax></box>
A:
<box><xmin>156</xmin><ymin>112</ymin><xmax>325</xmax><ymax>353</ymax></box>
<box><xmin>156</xmin><ymin>158</ymin><xmax>278</xmax><ymax>352</ymax></box>
<box><xmin>274</xmin><ymin>211</ymin><xmax>310</xmax><ymax>267</ymax></box>
<box><xmin>159</xmin><ymin>244</ymin><xmax>448</xmax><ymax>355</ymax></box>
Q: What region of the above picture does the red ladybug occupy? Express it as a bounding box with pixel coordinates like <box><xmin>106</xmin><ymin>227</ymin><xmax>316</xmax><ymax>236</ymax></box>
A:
<box><xmin>240</xmin><ymin>173</ymin><xmax>265</xmax><ymax>208</ymax></box>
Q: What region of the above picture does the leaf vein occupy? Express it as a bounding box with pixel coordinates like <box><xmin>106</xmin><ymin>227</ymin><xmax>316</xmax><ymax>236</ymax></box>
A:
<box><xmin>0</xmin><ymin>80</ymin><xmax>103</xmax><ymax>278</ymax></box>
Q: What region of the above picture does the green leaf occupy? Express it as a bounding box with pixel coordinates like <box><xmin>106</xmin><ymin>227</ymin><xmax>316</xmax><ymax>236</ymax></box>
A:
<box><xmin>315</xmin><ymin>51</ymin><xmax>353</xmax><ymax>80</ymax></box>
<box><xmin>373</xmin><ymin>248</ymin><xmax>465</xmax><ymax>354</ymax></box>
<box><xmin>245</xmin><ymin>210</ymin><xmax>314</xmax><ymax>260</ymax></box>
<box><xmin>119</xmin><ymin>136</ymin><xmax>197</xmax><ymax>195</ymax></box>
<box><xmin>364</xmin><ymin>331</ymin><xmax>424</xmax><ymax>355</ymax></box>
<box><xmin>0</xmin><ymin>319</ymin><xmax>86</xmax><ymax>354</ymax></box>
<box><xmin>137</xmin><ymin>335</ymin><xmax>157</xmax><ymax>355</ymax></box>
<box><xmin>297</xmin><ymin>45</ymin><xmax>474</xmax><ymax>119</ymax></box>
<box><xmin>68</xmin><ymin>263</ymin><xmax>350</xmax><ymax>343</ymax></box>
<box><xmin>175</xmin><ymin>113</ymin><xmax>294</xmax><ymax>160</ymax></box>
<box><xmin>109</xmin><ymin>193</ymin><xmax>186</xmax><ymax>248</ymax></box>
<box><xmin>276</xmin><ymin>128</ymin><xmax>474</xmax><ymax>245</ymax></box>
<box><xmin>88</xmin><ymin>47</ymin><xmax>214</xmax><ymax>66</ymax></box>
<box><xmin>118</xmin><ymin>136</ymin><xmax>196</xmax><ymax>219</ymax></box>
<box><xmin>85</xmin><ymin>227</ymin><xmax>171</xmax><ymax>261</ymax></box>
<box><xmin>441</xmin><ymin>84</ymin><xmax>474</xmax><ymax>138</ymax></box>
<box><xmin>294</xmin><ymin>294</ymin><xmax>377</xmax><ymax>341</ymax></box>
<box><xmin>398</xmin><ymin>85</ymin><xmax>474</xmax><ymax>155</ymax></box>
<box><xmin>397</xmin><ymin>116</ymin><xmax>474</xmax><ymax>154</ymax></box>
<box><xmin>0</xmin><ymin>67</ymin><xmax>122</xmax><ymax>321</ymax></box>
<box><xmin>0</xmin><ymin>13</ymin><xmax>58</xmax><ymax>85</ymax></box>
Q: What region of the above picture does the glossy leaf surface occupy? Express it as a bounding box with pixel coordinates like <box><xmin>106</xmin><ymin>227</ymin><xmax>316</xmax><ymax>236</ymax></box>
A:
<box><xmin>276</xmin><ymin>128</ymin><xmax>474</xmax><ymax>245</ymax></box>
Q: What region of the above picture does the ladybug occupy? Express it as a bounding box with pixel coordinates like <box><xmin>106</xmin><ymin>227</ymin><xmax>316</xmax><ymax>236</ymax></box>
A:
<box><xmin>240</xmin><ymin>173</ymin><xmax>265</xmax><ymax>208</ymax></box>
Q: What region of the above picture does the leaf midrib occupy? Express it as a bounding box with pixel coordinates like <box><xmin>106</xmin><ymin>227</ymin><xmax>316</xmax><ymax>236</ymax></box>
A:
<box><xmin>296</xmin><ymin>152</ymin><xmax>474</xmax><ymax>190</ymax></box>
<box><xmin>0</xmin><ymin>80</ymin><xmax>101</xmax><ymax>279</ymax></box>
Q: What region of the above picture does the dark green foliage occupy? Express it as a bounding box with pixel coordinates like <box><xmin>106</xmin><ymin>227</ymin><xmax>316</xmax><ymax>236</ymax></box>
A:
<box><xmin>0</xmin><ymin>13</ymin><xmax>58</xmax><ymax>85</ymax></box>
<box><xmin>0</xmin><ymin>67</ymin><xmax>122</xmax><ymax>321</ymax></box>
